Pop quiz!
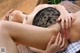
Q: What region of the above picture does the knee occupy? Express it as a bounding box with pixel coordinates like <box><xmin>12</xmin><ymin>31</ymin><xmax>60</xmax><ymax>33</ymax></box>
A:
<box><xmin>0</xmin><ymin>21</ymin><xmax>4</xmax><ymax>28</ymax></box>
<box><xmin>0</xmin><ymin>21</ymin><xmax>11</xmax><ymax>39</ymax></box>
<box><xmin>0</xmin><ymin>21</ymin><xmax>9</xmax><ymax>33</ymax></box>
<box><xmin>0</xmin><ymin>21</ymin><xmax>6</xmax><ymax>29</ymax></box>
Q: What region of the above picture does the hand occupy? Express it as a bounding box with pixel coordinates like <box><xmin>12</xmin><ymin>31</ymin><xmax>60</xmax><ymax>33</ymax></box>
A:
<box><xmin>57</xmin><ymin>12</ymin><xmax>74</xmax><ymax>29</ymax></box>
<box><xmin>55</xmin><ymin>5</ymin><xmax>75</xmax><ymax>29</ymax></box>
<box><xmin>2</xmin><ymin>9</ymin><xmax>14</xmax><ymax>20</ymax></box>
<box><xmin>44</xmin><ymin>33</ymin><xmax>68</xmax><ymax>53</ymax></box>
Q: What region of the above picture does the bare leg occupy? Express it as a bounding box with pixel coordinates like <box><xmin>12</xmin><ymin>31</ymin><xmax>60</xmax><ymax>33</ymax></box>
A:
<box><xmin>0</xmin><ymin>21</ymin><xmax>55</xmax><ymax>49</ymax></box>
<box><xmin>0</xmin><ymin>10</ymin><xmax>34</xmax><ymax>53</ymax></box>
<box><xmin>60</xmin><ymin>1</ymin><xmax>80</xmax><ymax>13</ymax></box>
<box><xmin>0</xmin><ymin>25</ymin><xmax>18</xmax><ymax>53</ymax></box>
<box><xmin>0</xmin><ymin>10</ymin><xmax>46</xmax><ymax>53</ymax></box>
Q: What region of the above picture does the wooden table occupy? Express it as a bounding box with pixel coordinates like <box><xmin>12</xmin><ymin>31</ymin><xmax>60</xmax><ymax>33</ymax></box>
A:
<box><xmin>0</xmin><ymin>0</ymin><xmax>48</xmax><ymax>18</ymax></box>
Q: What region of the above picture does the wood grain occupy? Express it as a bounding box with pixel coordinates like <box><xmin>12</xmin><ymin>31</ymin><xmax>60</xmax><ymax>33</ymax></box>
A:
<box><xmin>0</xmin><ymin>0</ymin><xmax>48</xmax><ymax>18</ymax></box>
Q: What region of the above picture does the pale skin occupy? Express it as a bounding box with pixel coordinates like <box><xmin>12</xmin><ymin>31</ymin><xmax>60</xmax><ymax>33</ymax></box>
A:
<box><xmin>2</xmin><ymin>2</ymin><xmax>80</xmax><ymax>53</ymax></box>
<box><xmin>1</xmin><ymin>4</ymin><xmax>70</xmax><ymax>49</ymax></box>
<box><xmin>28</xmin><ymin>33</ymin><xmax>66</xmax><ymax>53</ymax></box>
<box><xmin>0</xmin><ymin>4</ymin><xmax>80</xmax><ymax>53</ymax></box>
<box><xmin>1</xmin><ymin>3</ymin><xmax>70</xmax><ymax>53</ymax></box>
<box><xmin>43</xmin><ymin>33</ymin><xmax>66</xmax><ymax>53</ymax></box>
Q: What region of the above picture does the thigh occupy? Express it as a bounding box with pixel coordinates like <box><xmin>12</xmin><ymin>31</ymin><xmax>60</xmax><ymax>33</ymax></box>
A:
<box><xmin>1</xmin><ymin>21</ymin><xmax>53</xmax><ymax>49</ymax></box>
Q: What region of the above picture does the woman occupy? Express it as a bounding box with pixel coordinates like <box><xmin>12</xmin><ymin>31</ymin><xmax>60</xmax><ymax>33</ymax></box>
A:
<box><xmin>0</xmin><ymin>4</ymin><xmax>73</xmax><ymax>53</ymax></box>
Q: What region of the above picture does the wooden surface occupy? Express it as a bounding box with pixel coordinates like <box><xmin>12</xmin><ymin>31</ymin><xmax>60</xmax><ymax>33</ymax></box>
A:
<box><xmin>0</xmin><ymin>0</ymin><xmax>48</xmax><ymax>18</ymax></box>
<box><xmin>0</xmin><ymin>0</ymin><xmax>80</xmax><ymax>18</ymax></box>
<box><xmin>75</xmin><ymin>0</ymin><xmax>80</xmax><ymax>7</ymax></box>
<box><xmin>60</xmin><ymin>1</ymin><xmax>80</xmax><ymax>13</ymax></box>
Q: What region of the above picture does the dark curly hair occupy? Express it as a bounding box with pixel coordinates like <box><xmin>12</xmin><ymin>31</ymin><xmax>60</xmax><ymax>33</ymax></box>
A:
<box><xmin>32</xmin><ymin>7</ymin><xmax>60</xmax><ymax>27</ymax></box>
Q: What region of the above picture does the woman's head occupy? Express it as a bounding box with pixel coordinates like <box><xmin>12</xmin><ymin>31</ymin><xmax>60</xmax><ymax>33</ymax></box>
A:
<box><xmin>32</xmin><ymin>7</ymin><xmax>60</xmax><ymax>27</ymax></box>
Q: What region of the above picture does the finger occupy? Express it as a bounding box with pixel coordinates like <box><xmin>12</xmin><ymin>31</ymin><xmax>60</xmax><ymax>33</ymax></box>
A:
<box><xmin>58</xmin><ymin>33</ymin><xmax>62</xmax><ymax>46</ymax></box>
<box><xmin>61</xmin><ymin>19</ymin><xmax>64</xmax><ymax>29</ymax></box>
<box><xmin>47</xmin><ymin>35</ymin><xmax>54</xmax><ymax>46</ymax></box>
<box><xmin>51</xmin><ymin>33</ymin><xmax>60</xmax><ymax>48</ymax></box>
<box><xmin>65</xmin><ymin>18</ymin><xmax>68</xmax><ymax>29</ymax></box>
<box><xmin>60</xmin><ymin>40</ymin><xmax>68</xmax><ymax>51</ymax></box>
<box><xmin>54</xmin><ymin>33</ymin><xmax>60</xmax><ymax>44</ymax></box>
<box><xmin>59</xmin><ymin>38</ymin><xmax>65</xmax><ymax>48</ymax></box>
<box><xmin>57</xmin><ymin>17</ymin><xmax>61</xmax><ymax>21</ymax></box>
<box><xmin>71</xmin><ymin>14</ymin><xmax>75</xmax><ymax>23</ymax></box>
<box><xmin>68</xmin><ymin>17</ymin><xmax>71</xmax><ymax>27</ymax></box>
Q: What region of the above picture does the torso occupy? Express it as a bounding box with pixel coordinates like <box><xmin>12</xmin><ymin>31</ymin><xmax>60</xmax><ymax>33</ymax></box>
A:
<box><xmin>26</xmin><ymin>5</ymin><xmax>80</xmax><ymax>44</ymax></box>
<box><xmin>25</xmin><ymin>7</ymin><xmax>62</xmax><ymax>44</ymax></box>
